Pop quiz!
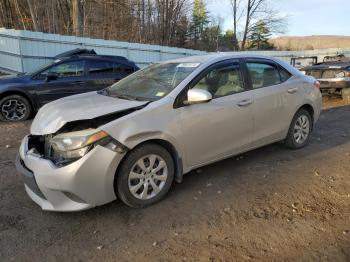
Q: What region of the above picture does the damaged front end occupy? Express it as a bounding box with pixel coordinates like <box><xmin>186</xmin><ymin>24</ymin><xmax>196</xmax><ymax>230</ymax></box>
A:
<box><xmin>27</xmin><ymin>129</ymin><xmax>128</xmax><ymax>167</ymax></box>
<box><xmin>26</xmin><ymin>106</ymin><xmax>149</xmax><ymax>167</ymax></box>
<box><xmin>27</xmin><ymin>130</ymin><xmax>127</xmax><ymax>167</ymax></box>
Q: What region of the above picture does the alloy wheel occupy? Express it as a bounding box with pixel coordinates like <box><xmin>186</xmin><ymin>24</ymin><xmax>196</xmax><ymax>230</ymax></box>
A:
<box><xmin>128</xmin><ymin>154</ymin><xmax>168</xmax><ymax>200</ymax></box>
<box><xmin>1</xmin><ymin>99</ymin><xmax>27</xmax><ymax>121</ymax></box>
<box><xmin>293</xmin><ymin>115</ymin><xmax>310</xmax><ymax>144</ymax></box>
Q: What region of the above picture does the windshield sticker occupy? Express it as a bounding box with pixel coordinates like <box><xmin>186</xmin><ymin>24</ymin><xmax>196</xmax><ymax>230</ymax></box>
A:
<box><xmin>155</xmin><ymin>91</ymin><xmax>166</xmax><ymax>97</ymax></box>
<box><xmin>53</xmin><ymin>59</ymin><xmax>61</xmax><ymax>63</ymax></box>
<box><xmin>177</xmin><ymin>63</ymin><xmax>200</xmax><ymax>68</ymax></box>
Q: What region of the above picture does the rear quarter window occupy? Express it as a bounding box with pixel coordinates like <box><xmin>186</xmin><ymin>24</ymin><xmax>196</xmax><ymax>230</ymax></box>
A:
<box><xmin>279</xmin><ymin>67</ymin><xmax>292</xmax><ymax>82</ymax></box>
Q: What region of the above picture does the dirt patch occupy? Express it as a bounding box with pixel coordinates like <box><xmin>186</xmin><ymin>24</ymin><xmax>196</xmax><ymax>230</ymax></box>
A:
<box><xmin>323</xmin><ymin>97</ymin><xmax>350</xmax><ymax>109</ymax></box>
<box><xmin>0</xmin><ymin>102</ymin><xmax>349</xmax><ymax>261</ymax></box>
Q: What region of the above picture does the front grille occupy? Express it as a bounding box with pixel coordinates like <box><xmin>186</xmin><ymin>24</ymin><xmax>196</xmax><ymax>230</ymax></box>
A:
<box><xmin>27</xmin><ymin>135</ymin><xmax>46</xmax><ymax>156</ymax></box>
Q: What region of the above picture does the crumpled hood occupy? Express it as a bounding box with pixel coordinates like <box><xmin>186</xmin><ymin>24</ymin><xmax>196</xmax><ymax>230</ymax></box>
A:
<box><xmin>30</xmin><ymin>92</ymin><xmax>148</xmax><ymax>135</ymax></box>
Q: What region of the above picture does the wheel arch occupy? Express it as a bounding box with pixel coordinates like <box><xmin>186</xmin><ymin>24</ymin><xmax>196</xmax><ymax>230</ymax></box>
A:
<box><xmin>297</xmin><ymin>103</ymin><xmax>314</xmax><ymax>127</ymax></box>
<box><xmin>0</xmin><ymin>90</ymin><xmax>35</xmax><ymax>112</ymax></box>
<box><xmin>114</xmin><ymin>138</ymin><xmax>184</xmax><ymax>196</ymax></box>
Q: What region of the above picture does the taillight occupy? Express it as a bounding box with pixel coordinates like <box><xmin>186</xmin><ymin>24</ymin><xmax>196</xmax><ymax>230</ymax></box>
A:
<box><xmin>313</xmin><ymin>80</ymin><xmax>320</xmax><ymax>89</ymax></box>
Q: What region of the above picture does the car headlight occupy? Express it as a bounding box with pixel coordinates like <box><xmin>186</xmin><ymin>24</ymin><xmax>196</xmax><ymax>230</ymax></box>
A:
<box><xmin>50</xmin><ymin>129</ymin><xmax>111</xmax><ymax>162</ymax></box>
<box><xmin>335</xmin><ymin>71</ymin><xmax>345</xmax><ymax>78</ymax></box>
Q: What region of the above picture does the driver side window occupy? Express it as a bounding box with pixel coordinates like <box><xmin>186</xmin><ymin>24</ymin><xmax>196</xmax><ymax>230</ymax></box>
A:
<box><xmin>192</xmin><ymin>63</ymin><xmax>244</xmax><ymax>98</ymax></box>
<box><xmin>40</xmin><ymin>61</ymin><xmax>85</xmax><ymax>79</ymax></box>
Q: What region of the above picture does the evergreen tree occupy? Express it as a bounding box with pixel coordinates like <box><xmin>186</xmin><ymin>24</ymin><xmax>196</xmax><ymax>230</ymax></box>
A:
<box><xmin>247</xmin><ymin>20</ymin><xmax>274</xmax><ymax>50</ymax></box>
<box><xmin>190</xmin><ymin>0</ymin><xmax>209</xmax><ymax>46</ymax></box>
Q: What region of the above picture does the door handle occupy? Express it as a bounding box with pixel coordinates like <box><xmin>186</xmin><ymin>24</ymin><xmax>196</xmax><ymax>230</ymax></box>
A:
<box><xmin>237</xmin><ymin>99</ymin><xmax>253</xmax><ymax>107</ymax></box>
<box><xmin>287</xmin><ymin>87</ymin><xmax>298</xmax><ymax>94</ymax></box>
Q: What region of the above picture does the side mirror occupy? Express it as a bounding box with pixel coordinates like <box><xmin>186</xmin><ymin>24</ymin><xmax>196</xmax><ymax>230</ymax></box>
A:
<box><xmin>184</xmin><ymin>88</ymin><xmax>212</xmax><ymax>105</ymax></box>
<box><xmin>45</xmin><ymin>72</ymin><xmax>58</xmax><ymax>82</ymax></box>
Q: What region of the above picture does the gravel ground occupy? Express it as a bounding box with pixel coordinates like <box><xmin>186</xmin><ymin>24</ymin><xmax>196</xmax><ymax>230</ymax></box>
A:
<box><xmin>0</xmin><ymin>100</ymin><xmax>349</xmax><ymax>262</ymax></box>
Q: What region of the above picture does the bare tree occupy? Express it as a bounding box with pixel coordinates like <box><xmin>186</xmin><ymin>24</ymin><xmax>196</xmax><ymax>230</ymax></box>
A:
<box><xmin>240</xmin><ymin>0</ymin><xmax>287</xmax><ymax>50</ymax></box>
<box><xmin>26</xmin><ymin>0</ymin><xmax>39</xmax><ymax>31</ymax></box>
<box><xmin>229</xmin><ymin>0</ymin><xmax>243</xmax><ymax>50</ymax></box>
<box><xmin>72</xmin><ymin>0</ymin><xmax>83</xmax><ymax>36</ymax></box>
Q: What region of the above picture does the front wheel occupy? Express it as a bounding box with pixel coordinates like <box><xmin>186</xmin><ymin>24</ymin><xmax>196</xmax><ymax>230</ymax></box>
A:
<box><xmin>116</xmin><ymin>144</ymin><xmax>175</xmax><ymax>208</ymax></box>
<box><xmin>285</xmin><ymin>109</ymin><xmax>312</xmax><ymax>149</ymax></box>
<box><xmin>0</xmin><ymin>95</ymin><xmax>32</xmax><ymax>121</ymax></box>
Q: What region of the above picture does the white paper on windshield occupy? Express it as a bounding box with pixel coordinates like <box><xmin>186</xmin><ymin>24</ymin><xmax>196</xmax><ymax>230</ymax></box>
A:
<box><xmin>177</xmin><ymin>63</ymin><xmax>200</xmax><ymax>68</ymax></box>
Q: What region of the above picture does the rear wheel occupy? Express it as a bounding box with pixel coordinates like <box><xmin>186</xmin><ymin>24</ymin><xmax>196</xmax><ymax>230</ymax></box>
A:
<box><xmin>0</xmin><ymin>95</ymin><xmax>32</xmax><ymax>121</ymax></box>
<box><xmin>285</xmin><ymin>109</ymin><xmax>312</xmax><ymax>149</ymax></box>
<box><xmin>116</xmin><ymin>143</ymin><xmax>174</xmax><ymax>208</ymax></box>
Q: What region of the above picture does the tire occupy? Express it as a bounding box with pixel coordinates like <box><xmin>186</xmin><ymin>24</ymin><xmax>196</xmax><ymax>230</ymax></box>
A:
<box><xmin>116</xmin><ymin>143</ymin><xmax>175</xmax><ymax>208</ymax></box>
<box><xmin>341</xmin><ymin>88</ymin><xmax>350</xmax><ymax>102</ymax></box>
<box><xmin>285</xmin><ymin>109</ymin><xmax>312</xmax><ymax>149</ymax></box>
<box><xmin>0</xmin><ymin>95</ymin><xmax>32</xmax><ymax>122</ymax></box>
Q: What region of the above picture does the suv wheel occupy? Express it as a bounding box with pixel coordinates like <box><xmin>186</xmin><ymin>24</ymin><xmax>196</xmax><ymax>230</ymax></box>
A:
<box><xmin>116</xmin><ymin>144</ymin><xmax>174</xmax><ymax>208</ymax></box>
<box><xmin>0</xmin><ymin>95</ymin><xmax>32</xmax><ymax>121</ymax></box>
<box><xmin>285</xmin><ymin>109</ymin><xmax>312</xmax><ymax>149</ymax></box>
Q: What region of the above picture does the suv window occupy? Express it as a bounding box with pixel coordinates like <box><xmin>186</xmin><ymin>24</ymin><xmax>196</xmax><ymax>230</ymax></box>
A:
<box><xmin>88</xmin><ymin>60</ymin><xmax>114</xmax><ymax>75</ymax></box>
<box><xmin>121</xmin><ymin>65</ymin><xmax>135</xmax><ymax>74</ymax></box>
<box><xmin>41</xmin><ymin>61</ymin><xmax>85</xmax><ymax>78</ymax></box>
<box><xmin>191</xmin><ymin>63</ymin><xmax>244</xmax><ymax>98</ymax></box>
<box><xmin>246</xmin><ymin>62</ymin><xmax>281</xmax><ymax>89</ymax></box>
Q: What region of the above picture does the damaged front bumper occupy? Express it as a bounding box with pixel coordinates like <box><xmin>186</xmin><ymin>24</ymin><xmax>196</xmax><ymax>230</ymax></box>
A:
<box><xmin>16</xmin><ymin>135</ymin><xmax>125</xmax><ymax>211</ymax></box>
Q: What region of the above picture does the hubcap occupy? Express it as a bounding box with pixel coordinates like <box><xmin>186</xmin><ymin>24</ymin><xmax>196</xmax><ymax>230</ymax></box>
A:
<box><xmin>128</xmin><ymin>154</ymin><xmax>168</xmax><ymax>200</ymax></box>
<box><xmin>1</xmin><ymin>99</ymin><xmax>27</xmax><ymax>120</ymax></box>
<box><xmin>293</xmin><ymin>115</ymin><xmax>310</xmax><ymax>144</ymax></box>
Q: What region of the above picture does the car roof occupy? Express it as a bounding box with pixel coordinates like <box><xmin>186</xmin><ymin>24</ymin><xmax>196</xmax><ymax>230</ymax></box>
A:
<box><xmin>164</xmin><ymin>53</ymin><xmax>282</xmax><ymax>64</ymax></box>
<box><xmin>163</xmin><ymin>53</ymin><xmax>301</xmax><ymax>75</ymax></box>
<box><xmin>57</xmin><ymin>55</ymin><xmax>137</xmax><ymax>66</ymax></box>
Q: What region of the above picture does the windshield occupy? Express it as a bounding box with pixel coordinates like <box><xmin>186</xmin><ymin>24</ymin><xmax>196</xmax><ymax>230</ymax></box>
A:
<box><xmin>22</xmin><ymin>60</ymin><xmax>61</xmax><ymax>76</ymax></box>
<box><xmin>106</xmin><ymin>62</ymin><xmax>200</xmax><ymax>101</ymax></box>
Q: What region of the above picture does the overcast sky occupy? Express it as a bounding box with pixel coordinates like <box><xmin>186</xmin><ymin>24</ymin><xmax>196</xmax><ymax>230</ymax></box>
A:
<box><xmin>207</xmin><ymin>0</ymin><xmax>350</xmax><ymax>36</ymax></box>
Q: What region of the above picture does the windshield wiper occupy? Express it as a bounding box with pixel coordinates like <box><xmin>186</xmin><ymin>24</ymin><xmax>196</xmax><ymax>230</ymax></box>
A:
<box><xmin>114</xmin><ymin>94</ymin><xmax>148</xmax><ymax>101</ymax></box>
<box><xmin>97</xmin><ymin>88</ymin><xmax>110</xmax><ymax>96</ymax></box>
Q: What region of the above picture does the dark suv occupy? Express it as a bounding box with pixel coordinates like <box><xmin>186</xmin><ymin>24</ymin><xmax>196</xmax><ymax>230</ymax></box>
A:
<box><xmin>0</xmin><ymin>49</ymin><xmax>139</xmax><ymax>121</ymax></box>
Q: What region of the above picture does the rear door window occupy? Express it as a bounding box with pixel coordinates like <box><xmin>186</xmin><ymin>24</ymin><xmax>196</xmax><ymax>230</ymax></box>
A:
<box><xmin>279</xmin><ymin>67</ymin><xmax>292</xmax><ymax>82</ymax></box>
<box><xmin>113</xmin><ymin>63</ymin><xmax>135</xmax><ymax>75</ymax></box>
<box><xmin>88</xmin><ymin>60</ymin><xmax>114</xmax><ymax>75</ymax></box>
<box><xmin>246</xmin><ymin>62</ymin><xmax>281</xmax><ymax>89</ymax></box>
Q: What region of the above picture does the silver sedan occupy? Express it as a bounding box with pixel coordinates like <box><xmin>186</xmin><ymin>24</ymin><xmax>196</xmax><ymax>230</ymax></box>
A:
<box><xmin>16</xmin><ymin>54</ymin><xmax>322</xmax><ymax>211</ymax></box>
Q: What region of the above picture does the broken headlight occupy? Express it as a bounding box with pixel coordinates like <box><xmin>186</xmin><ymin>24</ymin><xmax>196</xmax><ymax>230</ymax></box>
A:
<box><xmin>50</xmin><ymin>129</ymin><xmax>111</xmax><ymax>164</ymax></box>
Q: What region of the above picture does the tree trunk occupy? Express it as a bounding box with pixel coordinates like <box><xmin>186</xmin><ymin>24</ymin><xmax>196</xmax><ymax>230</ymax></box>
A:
<box><xmin>241</xmin><ymin>3</ymin><xmax>251</xmax><ymax>50</ymax></box>
<box><xmin>72</xmin><ymin>0</ymin><xmax>83</xmax><ymax>36</ymax></box>
<box><xmin>26</xmin><ymin>0</ymin><xmax>39</xmax><ymax>31</ymax></box>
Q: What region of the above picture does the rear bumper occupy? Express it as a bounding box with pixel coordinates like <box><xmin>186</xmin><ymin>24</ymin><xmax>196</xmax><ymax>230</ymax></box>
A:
<box><xmin>16</xmin><ymin>135</ymin><xmax>125</xmax><ymax>212</ymax></box>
